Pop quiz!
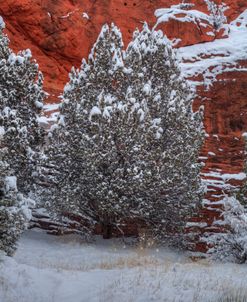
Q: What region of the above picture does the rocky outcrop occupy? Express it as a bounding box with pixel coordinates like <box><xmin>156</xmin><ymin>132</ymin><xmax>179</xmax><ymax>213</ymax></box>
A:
<box><xmin>1</xmin><ymin>1</ymin><xmax>247</xmax><ymax>250</ymax></box>
<box><xmin>178</xmin><ymin>9</ymin><xmax>247</xmax><ymax>251</ymax></box>
<box><xmin>0</xmin><ymin>0</ymin><xmax>246</xmax><ymax>98</ymax></box>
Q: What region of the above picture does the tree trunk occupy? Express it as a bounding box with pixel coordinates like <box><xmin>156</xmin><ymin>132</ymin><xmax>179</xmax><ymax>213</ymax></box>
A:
<box><xmin>102</xmin><ymin>222</ymin><xmax>112</xmax><ymax>239</ymax></box>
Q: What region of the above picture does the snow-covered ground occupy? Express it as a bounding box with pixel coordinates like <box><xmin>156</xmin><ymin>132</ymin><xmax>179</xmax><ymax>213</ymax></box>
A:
<box><xmin>0</xmin><ymin>229</ymin><xmax>247</xmax><ymax>302</ymax></box>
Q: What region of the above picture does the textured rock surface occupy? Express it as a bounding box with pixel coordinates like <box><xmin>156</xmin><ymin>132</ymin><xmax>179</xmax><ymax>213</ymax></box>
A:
<box><xmin>178</xmin><ymin>15</ymin><xmax>247</xmax><ymax>250</ymax></box>
<box><xmin>1</xmin><ymin>1</ymin><xmax>247</xmax><ymax>251</ymax></box>
<box><xmin>194</xmin><ymin>65</ymin><xmax>247</xmax><ymax>252</ymax></box>
<box><xmin>0</xmin><ymin>0</ymin><xmax>246</xmax><ymax>98</ymax></box>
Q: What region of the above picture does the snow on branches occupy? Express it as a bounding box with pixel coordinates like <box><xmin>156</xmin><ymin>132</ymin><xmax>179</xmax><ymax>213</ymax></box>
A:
<box><xmin>43</xmin><ymin>23</ymin><xmax>204</xmax><ymax>245</ymax></box>
<box><xmin>0</xmin><ymin>25</ymin><xmax>46</xmax><ymax>193</ymax></box>
<box><xmin>0</xmin><ymin>19</ymin><xmax>46</xmax><ymax>255</ymax></box>
<box><xmin>206</xmin><ymin>196</ymin><xmax>247</xmax><ymax>263</ymax></box>
<box><xmin>0</xmin><ymin>159</ymin><xmax>30</xmax><ymax>256</ymax></box>
<box><xmin>204</xmin><ymin>0</ymin><xmax>227</xmax><ymax>30</ymax></box>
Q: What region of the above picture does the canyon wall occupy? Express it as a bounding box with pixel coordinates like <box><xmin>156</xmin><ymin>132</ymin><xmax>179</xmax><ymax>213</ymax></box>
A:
<box><xmin>0</xmin><ymin>0</ymin><xmax>245</xmax><ymax>97</ymax></box>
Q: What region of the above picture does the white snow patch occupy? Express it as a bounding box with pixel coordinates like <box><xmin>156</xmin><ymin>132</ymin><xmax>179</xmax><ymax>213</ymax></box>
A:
<box><xmin>186</xmin><ymin>222</ymin><xmax>208</xmax><ymax>228</ymax></box>
<box><xmin>35</xmin><ymin>100</ymin><xmax>43</xmax><ymax>109</ymax></box>
<box><xmin>82</xmin><ymin>12</ymin><xmax>90</xmax><ymax>20</ymax></box>
<box><xmin>0</xmin><ymin>126</ymin><xmax>5</xmax><ymax>138</ymax></box>
<box><xmin>208</xmin><ymin>151</ymin><xmax>216</xmax><ymax>156</ymax></box>
<box><xmin>89</xmin><ymin>106</ymin><xmax>102</xmax><ymax>121</ymax></box>
<box><xmin>155</xmin><ymin>5</ymin><xmax>212</xmax><ymax>28</ymax></box>
<box><xmin>231</xmin><ymin>9</ymin><xmax>247</xmax><ymax>28</ymax></box>
<box><xmin>60</xmin><ymin>10</ymin><xmax>78</xmax><ymax>19</ymax></box>
<box><xmin>37</xmin><ymin>116</ymin><xmax>49</xmax><ymax>125</ymax></box>
<box><xmin>5</xmin><ymin>176</ymin><xmax>17</xmax><ymax>192</ymax></box>
<box><xmin>44</xmin><ymin>103</ymin><xmax>60</xmax><ymax>112</ymax></box>
<box><xmin>1</xmin><ymin>230</ymin><xmax>247</xmax><ymax>302</ymax></box>
<box><xmin>221</xmin><ymin>172</ymin><xmax>246</xmax><ymax>181</ymax></box>
<box><xmin>202</xmin><ymin>171</ymin><xmax>246</xmax><ymax>181</ymax></box>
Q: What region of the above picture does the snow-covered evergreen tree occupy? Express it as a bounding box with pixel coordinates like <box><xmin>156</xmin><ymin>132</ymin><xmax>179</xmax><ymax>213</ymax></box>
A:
<box><xmin>44</xmin><ymin>23</ymin><xmax>204</xmax><ymax>243</ymax></box>
<box><xmin>205</xmin><ymin>0</ymin><xmax>227</xmax><ymax>30</ymax></box>
<box><xmin>0</xmin><ymin>157</ymin><xmax>27</xmax><ymax>256</ymax></box>
<box><xmin>0</xmin><ymin>17</ymin><xmax>44</xmax><ymax>255</ymax></box>
<box><xmin>206</xmin><ymin>196</ymin><xmax>247</xmax><ymax>263</ymax></box>
<box><xmin>41</xmin><ymin>24</ymin><xmax>127</xmax><ymax>236</ymax></box>
<box><xmin>0</xmin><ymin>17</ymin><xmax>46</xmax><ymax>194</ymax></box>
<box><xmin>123</xmin><ymin>24</ymin><xmax>204</xmax><ymax>242</ymax></box>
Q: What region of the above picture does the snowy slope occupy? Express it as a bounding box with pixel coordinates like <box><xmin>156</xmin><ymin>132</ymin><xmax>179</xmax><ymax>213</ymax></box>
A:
<box><xmin>0</xmin><ymin>229</ymin><xmax>247</xmax><ymax>302</ymax></box>
<box><xmin>178</xmin><ymin>15</ymin><xmax>247</xmax><ymax>89</ymax></box>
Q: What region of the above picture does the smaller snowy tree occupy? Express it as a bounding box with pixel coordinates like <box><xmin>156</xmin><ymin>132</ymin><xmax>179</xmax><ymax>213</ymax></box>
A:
<box><xmin>0</xmin><ymin>17</ymin><xmax>46</xmax><ymax>195</ymax></box>
<box><xmin>205</xmin><ymin>0</ymin><xmax>227</xmax><ymax>30</ymax></box>
<box><xmin>0</xmin><ymin>17</ymin><xmax>44</xmax><ymax>255</ymax></box>
<box><xmin>206</xmin><ymin>196</ymin><xmax>247</xmax><ymax>263</ymax></box>
<box><xmin>0</xmin><ymin>146</ymin><xmax>31</xmax><ymax>256</ymax></box>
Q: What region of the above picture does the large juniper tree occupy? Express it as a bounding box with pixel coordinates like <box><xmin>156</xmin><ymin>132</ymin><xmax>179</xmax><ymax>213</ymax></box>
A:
<box><xmin>0</xmin><ymin>17</ymin><xmax>45</xmax><ymax>255</ymax></box>
<box><xmin>45</xmin><ymin>23</ymin><xmax>204</xmax><ymax>243</ymax></box>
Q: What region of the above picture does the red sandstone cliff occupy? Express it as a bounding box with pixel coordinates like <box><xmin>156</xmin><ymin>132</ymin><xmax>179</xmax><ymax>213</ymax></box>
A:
<box><xmin>1</xmin><ymin>0</ymin><xmax>247</xmax><ymax>251</ymax></box>
<box><xmin>0</xmin><ymin>0</ymin><xmax>246</xmax><ymax>97</ymax></box>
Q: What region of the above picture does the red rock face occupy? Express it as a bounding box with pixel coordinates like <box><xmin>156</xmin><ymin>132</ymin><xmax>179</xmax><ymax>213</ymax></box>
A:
<box><xmin>1</xmin><ymin>0</ymin><xmax>246</xmax><ymax>97</ymax></box>
<box><xmin>1</xmin><ymin>0</ymin><xmax>247</xmax><ymax>250</ymax></box>
<box><xmin>191</xmin><ymin>62</ymin><xmax>247</xmax><ymax>252</ymax></box>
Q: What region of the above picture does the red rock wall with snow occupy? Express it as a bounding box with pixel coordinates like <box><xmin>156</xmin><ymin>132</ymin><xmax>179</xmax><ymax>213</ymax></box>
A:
<box><xmin>1</xmin><ymin>0</ymin><xmax>247</xmax><ymax>251</ymax></box>
<box><xmin>1</xmin><ymin>0</ymin><xmax>245</xmax><ymax>97</ymax></box>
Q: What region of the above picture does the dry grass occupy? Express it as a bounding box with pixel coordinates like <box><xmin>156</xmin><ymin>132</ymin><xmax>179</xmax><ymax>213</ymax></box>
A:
<box><xmin>98</xmin><ymin>254</ymin><xmax>160</xmax><ymax>270</ymax></box>
<box><xmin>216</xmin><ymin>289</ymin><xmax>247</xmax><ymax>302</ymax></box>
<box><xmin>96</xmin><ymin>255</ymin><xmax>247</xmax><ymax>302</ymax></box>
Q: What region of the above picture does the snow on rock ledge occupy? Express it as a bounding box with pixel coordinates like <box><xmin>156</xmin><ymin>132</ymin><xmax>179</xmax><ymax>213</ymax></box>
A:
<box><xmin>0</xmin><ymin>0</ymin><xmax>244</xmax><ymax>96</ymax></box>
<box><xmin>174</xmin><ymin>10</ymin><xmax>247</xmax><ymax>252</ymax></box>
<box><xmin>231</xmin><ymin>9</ymin><xmax>247</xmax><ymax>27</ymax></box>
<box><xmin>154</xmin><ymin>4</ymin><xmax>229</xmax><ymax>47</ymax></box>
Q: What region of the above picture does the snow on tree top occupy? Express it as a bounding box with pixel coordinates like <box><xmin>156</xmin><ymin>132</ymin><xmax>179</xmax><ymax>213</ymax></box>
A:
<box><xmin>127</xmin><ymin>23</ymin><xmax>173</xmax><ymax>60</ymax></box>
<box><xmin>111</xmin><ymin>22</ymin><xmax>124</xmax><ymax>42</ymax></box>
<box><xmin>7</xmin><ymin>50</ymin><xmax>33</xmax><ymax>66</ymax></box>
<box><xmin>89</xmin><ymin>23</ymin><xmax>124</xmax><ymax>63</ymax></box>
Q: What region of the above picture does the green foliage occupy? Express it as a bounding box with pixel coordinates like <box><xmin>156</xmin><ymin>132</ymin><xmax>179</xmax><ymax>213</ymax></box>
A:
<box><xmin>0</xmin><ymin>26</ymin><xmax>46</xmax><ymax>193</ymax></box>
<box><xmin>43</xmin><ymin>23</ymin><xmax>204</xmax><ymax>244</ymax></box>
<box><xmin>0</xmin><ymin>19</ymin><xmax>45</xmax><ymax>255</ymax></box>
